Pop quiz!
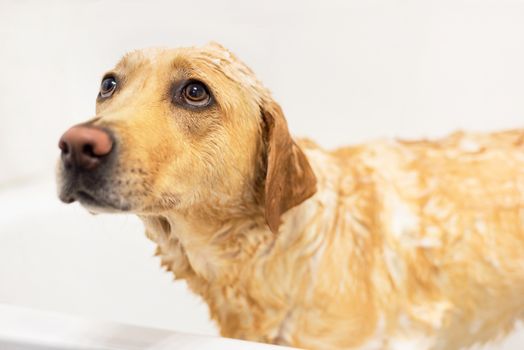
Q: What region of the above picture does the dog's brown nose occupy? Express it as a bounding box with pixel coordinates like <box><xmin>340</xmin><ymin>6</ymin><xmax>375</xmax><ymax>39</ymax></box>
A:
<box><xmin>59</xmin><ymin>125</ymin><xmax>113</xmax><ymax>170</ymax></box>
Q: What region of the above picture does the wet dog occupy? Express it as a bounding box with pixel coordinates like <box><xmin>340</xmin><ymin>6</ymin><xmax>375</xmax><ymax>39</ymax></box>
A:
<box><xmin>57</xmin><ymin>43</ymin><xmax>524</xmax><ymax>349</ymax></box>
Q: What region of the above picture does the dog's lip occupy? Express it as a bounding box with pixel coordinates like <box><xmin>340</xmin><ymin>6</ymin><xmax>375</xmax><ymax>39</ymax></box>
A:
<box><xmin>59</xmin><ymin>188</ymin><xmax>99</xmax><ymax>205</ymax></box>
<box><xmin>59</xmin><ymin>193</ymin><xmax>76</xmax><ymax>204</ymax></box>
<box><xmin>75</xmin><ymin>190</ymin><xmax>98</xmax><ymax>204</ymax></box>
<box><xmin>58</xmin><ymin>187</ymin><xmax>77</xmax><ymax>204</ymax></box>
<box><xmin>62</xmin><ymin>187</ymin><xmax>132</xmax><ymax>212</ymax></box>
<box><xmin>74</xmin><ymin>189</ymin><xmax>110</xmax><ymax>208</ymax></box>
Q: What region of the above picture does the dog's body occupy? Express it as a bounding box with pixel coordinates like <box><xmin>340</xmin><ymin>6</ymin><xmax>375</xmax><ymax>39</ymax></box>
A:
<box><xmin>57</xmin><ymin>44</ymin><xmax>524</xmax><ymax>350</ymax></box>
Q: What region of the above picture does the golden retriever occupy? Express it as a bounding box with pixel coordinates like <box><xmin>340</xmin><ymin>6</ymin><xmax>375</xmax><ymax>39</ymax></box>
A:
<box><xmin>57</xmin><ymin>43</ymin><xmax>524</xmax><ymax>350</ymax></box>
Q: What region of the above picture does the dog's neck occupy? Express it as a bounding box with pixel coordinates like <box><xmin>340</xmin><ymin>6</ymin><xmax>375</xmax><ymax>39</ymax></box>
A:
<box><xmin>139</xmin><ymin>141</ymin><xmax>334</xmax><ymax>291</ymax></box>
<box><xmin>138</xmin><ymin>146</ymin><xmax>372</xmax><ymax>343</ymax></box>
<box><xmin>139</xmin><ymin>188</ymin><xmax>329</xmax><ymax>342</ymax></box>
<box><xmin>139</xmin><ymin>143</ymin><xmax>271</xmax><ymax>284</ymax></box>
<box><xmin>140</xmin><ymin>197</ymin><xmax>273</xmax><ymax>284</ymax></box>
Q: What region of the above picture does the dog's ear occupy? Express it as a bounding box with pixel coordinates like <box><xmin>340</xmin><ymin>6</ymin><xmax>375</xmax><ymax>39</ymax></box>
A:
<box><xmin>261</xmin><ymin>100</ymin><xmax>317</xmax><ymax>234</ymax></box>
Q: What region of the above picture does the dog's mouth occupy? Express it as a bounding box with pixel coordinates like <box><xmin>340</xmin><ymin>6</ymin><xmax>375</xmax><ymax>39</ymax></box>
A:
<box><xmin>59</xmin><ymin>182</ymin><xmax>131</xmax><ymax>213</ymax></box>
<box><xmin>57</xmin><ymin>147</ymin><xmax>134</xmax><ymax>212</ymax></box>
<box><xmin>76</xmin><ymin>190</ymin><xmax>102</xmax><ymax>206</ymax></box>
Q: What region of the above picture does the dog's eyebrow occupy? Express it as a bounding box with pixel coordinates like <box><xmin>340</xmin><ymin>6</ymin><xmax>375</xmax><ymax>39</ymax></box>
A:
<box><xmin>101</xmin><ymin>72</ymin><xmax>118</xmax><ymax>80</ymax></box>
<box><xmin>169</xmin><ymin>56</ymin><xmax>197</xmax><ymax>76</ymax></box>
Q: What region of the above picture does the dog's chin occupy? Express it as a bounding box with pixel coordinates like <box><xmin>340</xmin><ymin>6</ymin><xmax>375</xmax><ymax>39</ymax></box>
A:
<box><xmin>59</xmin><ymin>186</ymin><xmax>132</xmax><ymax>214</ymax></box>
<box><xmin>80</xmin><ymin>200</ymin><xmax>130</xmax><ymax>215</ymax></box>
<box><xmin>83</xmin><ymin>201</ymin><xmax>130</xmax><ymax>215</ymax></box>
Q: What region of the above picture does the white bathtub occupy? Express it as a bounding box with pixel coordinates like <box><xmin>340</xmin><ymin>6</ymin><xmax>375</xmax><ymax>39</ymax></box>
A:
<box><xmin>0</xmin><ymin>303</ymin><xmax>294</xmax><ymax>350</ymax></box>
<box><xmin>0</xmin><ymin>177</ymin><xmax>523</xmax><ymax>349</ymax></box>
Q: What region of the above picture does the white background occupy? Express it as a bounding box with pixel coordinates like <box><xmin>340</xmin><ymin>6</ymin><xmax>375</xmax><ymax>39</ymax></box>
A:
<box><xmin>1</xmin><ymin>0</ymin><xmax>524</xmax><ymax>348</ymax></box>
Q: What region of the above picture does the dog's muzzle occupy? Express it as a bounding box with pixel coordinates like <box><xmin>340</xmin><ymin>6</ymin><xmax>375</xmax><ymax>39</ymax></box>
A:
<box><xmin>57</xmin><ymin>124</ymin><xmax>120</xmax><ymax>209</ymax></box>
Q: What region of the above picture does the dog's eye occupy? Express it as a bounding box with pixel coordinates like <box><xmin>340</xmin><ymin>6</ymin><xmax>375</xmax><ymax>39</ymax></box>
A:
<box><xmin>182</xmin><ymin>82</ymin><xmax>210</xmax><ymax>106</ymax></box>
<box><xmin>100</xmin><ymin>77</ymin><xmax>117</xmax><ymax>98</ymax></box>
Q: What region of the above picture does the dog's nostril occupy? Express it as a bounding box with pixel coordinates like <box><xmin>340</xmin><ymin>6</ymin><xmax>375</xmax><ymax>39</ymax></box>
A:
<box><xmin>59</xmin><ymin>140</ymin><xmax>69</xmax><ymax>154</ymax></box>
<box><xmin>82</xmin><ymin>143</ymin><xmax>96</xmax><ymax>157</ymax></box>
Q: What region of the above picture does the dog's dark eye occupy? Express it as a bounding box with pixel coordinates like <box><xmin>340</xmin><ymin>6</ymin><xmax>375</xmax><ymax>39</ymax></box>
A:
<box><xmin>182</xmin><ymin>82</ymin><xmax>210</xmax><ymax>107</ymax></box>
<box><xmin>100</xmin><ymin>77</ymin><xmax>117</xmax><ymax>98</ymax></box>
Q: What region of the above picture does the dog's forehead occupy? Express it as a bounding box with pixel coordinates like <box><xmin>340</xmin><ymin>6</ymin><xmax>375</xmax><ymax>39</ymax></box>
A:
<box><xmin>115</xmin><ymin>44</ymin><xmax>271</xmax><ymax>103</ymax></box>
<box><xmin>115</xmin><ymin>46</ymin><xmax>230</xmax><ymax>74</ymax></box>
<box><xmin>115</xmin><ymin>47</ymin><xmax>172</xmax><ymax>71</ymax></box>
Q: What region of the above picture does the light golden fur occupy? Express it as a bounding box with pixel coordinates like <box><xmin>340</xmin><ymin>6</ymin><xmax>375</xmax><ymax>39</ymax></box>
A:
<box><xmin>59</xmin><ymin>43</ymin><xmax>524</xmax><ymax>350</ymax></box>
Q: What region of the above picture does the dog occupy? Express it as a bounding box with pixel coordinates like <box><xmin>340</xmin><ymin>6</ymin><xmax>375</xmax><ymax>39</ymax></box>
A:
<box><xmin>57</xmin><ymin>43</ymin><xmax>524</xmax><ymax>350</ymax></box>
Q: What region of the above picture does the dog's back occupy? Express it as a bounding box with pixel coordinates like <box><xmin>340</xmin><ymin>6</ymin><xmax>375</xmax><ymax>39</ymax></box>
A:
<box><xmin>295</xmin><ymin>129</ymin><xmax>524</xmax><ymax>349</ymax></box>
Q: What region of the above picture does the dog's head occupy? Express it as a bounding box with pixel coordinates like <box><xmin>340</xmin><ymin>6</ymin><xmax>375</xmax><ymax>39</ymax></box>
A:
<box><xmin>57</xmin><ymin>43</ymin><xmax>316</xmax><ymax>233</ymax></box>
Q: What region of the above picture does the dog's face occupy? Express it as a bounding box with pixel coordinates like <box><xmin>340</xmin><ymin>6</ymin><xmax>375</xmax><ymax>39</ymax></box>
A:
<box><xmin>57</xmin><ymin>43</ymin><xmax>316</xmax><ymax>232</ymax></box>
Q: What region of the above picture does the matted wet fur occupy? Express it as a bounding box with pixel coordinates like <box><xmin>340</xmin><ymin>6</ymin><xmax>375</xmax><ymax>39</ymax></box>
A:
<box><xmin>57</xmin><ymin>43</ymin><xmax>524</xmax><ymax>350</ymax></box>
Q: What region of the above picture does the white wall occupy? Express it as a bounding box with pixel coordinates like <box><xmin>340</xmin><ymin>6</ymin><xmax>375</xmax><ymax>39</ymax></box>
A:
<box><xmin>2</xmin><ymin>0</ymin><xmax>524</xmax><ymax>184</ymax></box>
<box><xmin>1</xmin><ymin>0</ymin><xmax>524</xmax><ymax>348</ymax></box>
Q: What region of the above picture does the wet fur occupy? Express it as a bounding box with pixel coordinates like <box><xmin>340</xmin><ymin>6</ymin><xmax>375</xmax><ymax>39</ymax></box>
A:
<box><xmin>58</xmin><ymin>43</ymin><xmax>524</xmax><ymax>349</ymax></box>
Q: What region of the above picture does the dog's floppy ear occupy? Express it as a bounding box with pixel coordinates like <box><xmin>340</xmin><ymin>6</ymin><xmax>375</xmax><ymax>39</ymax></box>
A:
<box><xmin>261</xmin><ymin>100</ymin><xmax>317</xmax><ymax>234</ymax></box>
